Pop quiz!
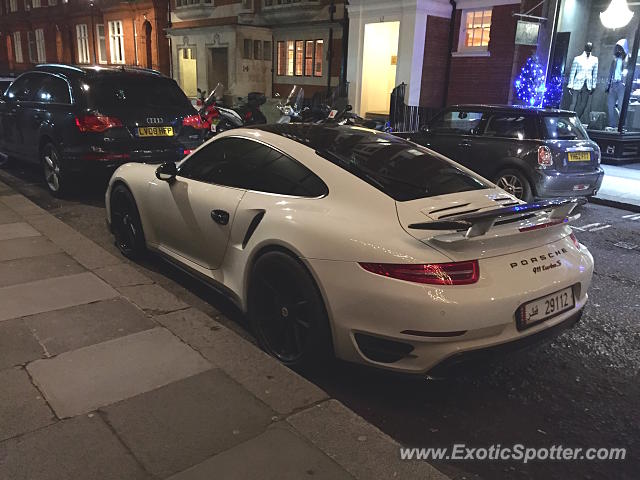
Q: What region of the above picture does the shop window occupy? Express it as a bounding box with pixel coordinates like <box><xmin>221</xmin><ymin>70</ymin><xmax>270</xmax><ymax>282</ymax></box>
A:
<box><xmin>253</xmin><ymin>40</ymin><xmax>262</xmax><ymax>60</ymax></box>
<box><xmin>263</xmin><ymin>41</ymin><xmax>272</xmax><ymax>61</ymax></box>
<box><xmin>178</xmin><ymin>47</ymin><xmax>197</xmax><ymax>98</ymax></box>
<box><xmin>35</xmin><ymin>29</ymin><xmax>45</xmax><ymax>63</ymax></box>
<box><xmin>13</xmin><ymin>31</ymin><xmax>23</xmax><ymax>63</ymax></box>
<box><xmin>76</xmin><ymin>24</ymin><xmax>90</xmax><ymax>64</ymax></box>
<box><xmin>96</xmin><ymin>24</ymin><xmax>107</xmax><ymax>64</ymax></box>
<box><xmin>108</xmin><ymin>20</ymin><xmax>125</xmax><ymax>64</ymax></box>
<box><xmin>459</xmin><ymin>9</ymin><xmax>491</xmax><ymax>50</ymax></box>
<box><xmin>243</xmin><ymin>39</ymin><xmax>252</xmax><ymax>59</ymax></box>
<box><xmin>314</xmin><ymin>39</ymin><xmax>323</xmax><ymax>76</ymax></box>
<box><xmin>295</xmin><ymin>40</ymin><xmax>303</xmax><ymax>76</ymax></box>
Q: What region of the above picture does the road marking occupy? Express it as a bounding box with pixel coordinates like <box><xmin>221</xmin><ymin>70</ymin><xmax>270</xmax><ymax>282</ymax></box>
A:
<box><xmin>614</xmin><ymin>241</ymin><xmax>638</xmax><ymax>250</ymax></box>
<box><xmin>621</xmin><ymin>213</ymin><xmax>639</xmax><ymax>219</ymax></box>
<box><xmin>589</xmin><ymin>225</ymin><xmax>612</xmax><ymax>232</ymax></box>
<box><xmin>571</xmin><ymin>226</ymin><xmax>586</xmax><ymax>231</ymax></box>
<box><xmin>626</xmin><ymin>214</ymin><xmax>640</xmax><ymax>221</ymax></box>
<box><xmin>579</xmin><ymin>223</ymin><xmax>601</xmax><ymax>230</ymax></box>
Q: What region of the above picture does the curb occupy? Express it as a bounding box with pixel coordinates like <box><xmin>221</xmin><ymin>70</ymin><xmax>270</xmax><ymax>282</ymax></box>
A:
<box><xmin>0</xmin><ymin>181</ymin><xmax>450</xmax><ymax>480</ymax></box>
<box><xmin>589</xmin><ymin>196</ymin><xmax>640</xmax><ymax>213</ymax></box>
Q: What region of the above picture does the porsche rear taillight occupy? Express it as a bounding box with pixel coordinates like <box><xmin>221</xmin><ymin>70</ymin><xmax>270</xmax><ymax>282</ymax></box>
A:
<box><xmin>538</xmin><ymin>145</ymin><xmax>553</xmax><ymax>167</ymax></box>
<box><xmin>569</xmin><ymin>232</ymin><xmax>580</xmax><ymax>249</ymax></box>
<box><xmin>359</xmin><ymin>260</ymin><xmax>479</xmax><ymax>285</ymax></box>
<box><xmin>75</xmin><ymin>114</ymin><xmax>123</xmax><ymax>133</ymax></box>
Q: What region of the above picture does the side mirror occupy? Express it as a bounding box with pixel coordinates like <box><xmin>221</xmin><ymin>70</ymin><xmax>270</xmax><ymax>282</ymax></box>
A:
<box><xmin>155</xmin><ymin>162</ymin><xmax>177</xmax><ymax>182</ymax></box>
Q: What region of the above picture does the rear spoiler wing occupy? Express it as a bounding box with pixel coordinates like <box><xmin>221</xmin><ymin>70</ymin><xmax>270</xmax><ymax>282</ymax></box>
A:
<box><xmin>408</xmin><ymin>198</ymin><xmax>584</xmax><ymax>242</ymax></box>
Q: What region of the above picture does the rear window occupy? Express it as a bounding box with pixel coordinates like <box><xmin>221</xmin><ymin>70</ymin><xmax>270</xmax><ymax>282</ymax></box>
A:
<box><xmin>542</xmin><ymin>115</ymin><xmax>588</xmax><ymax>140</ymax></box>
<box><xmin>314</xmin><ymin>130</ymin><xmax>489</xmax><ymax>201</ymax></box>
<box><xmin>86</xmin><ymin>76</ymin><xmax>192</xmax><ymax>110</ymax></box>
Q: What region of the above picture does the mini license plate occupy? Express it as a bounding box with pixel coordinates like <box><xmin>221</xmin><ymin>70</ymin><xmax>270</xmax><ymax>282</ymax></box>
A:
<box><xmin>210</xmin><ymin>119</ymin><xmax>220</xmax><ymax>132</ymax></box>
<box><xmin>517</xmin><ymin>286</ymin><xmax>575</xmax><ymax>330</ymax></box>
<box><xmin>138</xmin><ymin>126</ymin><xmax>174</xmax><ymax>137</ymax></box>
<box><xmin>568</xmin><ymin>151</ymin><xmax>590</xmax><ymax>162</ymax></box>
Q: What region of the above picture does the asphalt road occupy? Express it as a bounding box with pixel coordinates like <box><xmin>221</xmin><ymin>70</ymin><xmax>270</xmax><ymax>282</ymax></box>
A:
<box><xmin>1</xmin><ymin>162</ymin><xmax>638</xmax><ymax>480</ymax></box>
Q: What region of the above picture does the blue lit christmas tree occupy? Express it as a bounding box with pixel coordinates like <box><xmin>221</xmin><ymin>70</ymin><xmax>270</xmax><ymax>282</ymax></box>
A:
<box><xmin>514</xmin><ymin>56</ymin><xmax>547</xmax><ymax>107</ymax></box>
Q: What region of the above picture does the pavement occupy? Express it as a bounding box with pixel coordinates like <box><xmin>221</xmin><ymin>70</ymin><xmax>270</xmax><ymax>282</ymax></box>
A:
<box><xmin>0</xmin><ymin>178</ymin><xmax>449</xmax><ymax>480</ymax></box>
<box><xmin>593</xmin><ymin>163</ymin><xmax>640</xmax><ymax>211</ymax></box>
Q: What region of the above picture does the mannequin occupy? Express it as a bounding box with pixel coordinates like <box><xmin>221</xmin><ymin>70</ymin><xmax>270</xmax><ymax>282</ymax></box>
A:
<box><xmin>568</xmin><ymin>42</ymin><xmax>598</xmax><ymax>120</ymax></box>
<box><xmin>607</xmin><ymin>39</ymin><xmax>629</xmax><ymax>128</ymax></box>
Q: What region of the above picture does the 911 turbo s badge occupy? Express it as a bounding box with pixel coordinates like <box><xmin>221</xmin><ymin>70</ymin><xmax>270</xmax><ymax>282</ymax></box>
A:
<box><xmin>509</xmin><ymin>247</ymin><xmax>568</xmax><ymax>270</ymax></box>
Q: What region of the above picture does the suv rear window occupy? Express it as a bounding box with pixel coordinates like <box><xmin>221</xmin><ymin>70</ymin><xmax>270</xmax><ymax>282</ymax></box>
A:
<box><xmin>85</xmin><ymin>76</ymin><xmax>192</xmax><ymax>110</ymax></box>
<box><xmin>542</xmin><ymin>115</ymin><xmax>588</xmax><ymax>140</ymax></box>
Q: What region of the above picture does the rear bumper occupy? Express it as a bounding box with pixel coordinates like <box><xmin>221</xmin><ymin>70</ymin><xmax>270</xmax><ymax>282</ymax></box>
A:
<box><xmin>533</xmin><ymin>167</ymin><xmax>605</xmax><ymax>198</ymax></box>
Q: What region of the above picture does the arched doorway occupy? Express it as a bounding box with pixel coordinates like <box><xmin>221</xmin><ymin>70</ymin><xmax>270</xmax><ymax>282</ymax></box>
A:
<box><xmin>143</xmin><ymin>21</ymin><xmax>152</xmax><ymax>69</ymax></box>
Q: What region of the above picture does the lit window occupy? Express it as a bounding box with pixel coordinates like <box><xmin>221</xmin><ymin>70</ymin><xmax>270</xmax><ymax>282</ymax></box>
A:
<box><xmin>96</xmin><ymin>25</ymin><xmax>107</xmax><ymax>63</ymax></box>
<box><xmin>304</xmin><ymin>40</ymin><xmax>313</xmax><ymax>76</ymax></box>
<box><xmin>287</xmin><ymin>40</ymin><xmax>294</xmax><ymax>76</ymax></box>
<box><xmin>35</xmin><ymin>29</ymin><xmax>46</xmax><ymax>62</ymax></box>
<box><xmin>108</xmin><ymin>20</ymin><xmax>125</xmax><ymax>64</ymax></box>
<box><xmin>295</xmin><ymin>40</ymin><xmax>303</xmax><ymax>76</ymax></box>
<box><xmin>32</xmin><ymin>0</ymin><xmax>40</xmax><ymax>7</ymax></box>
<box><xmin>13</xmin><ymin>31</ymin><xmax>23</xmax><ymax>63</ymax></box>
<box><xmin>314</xmin><ymin>39</ymin><xmax>323</xmax><ymax>76</ymax></box>
<box><xmin>76</xmin><ymin>24</ymin><xmax>90</xmax><ymax>64</ymax></box>
<box><xmin>277</xmin><ymin>41</ymin><xmax>285</xmax><ymax>75</ymax></box>
<box><xmin>461</xmin><ymin>9</ymin><xmax>491</xmax><ymax>50</ymax></box>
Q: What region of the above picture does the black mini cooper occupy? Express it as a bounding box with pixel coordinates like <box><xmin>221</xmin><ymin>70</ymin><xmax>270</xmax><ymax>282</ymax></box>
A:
<box><xmin>0</xmin><ymin>64</ymin><xmax>207</xmax><ymax>196</ymax></box>
<box><xmin>408</xmin><ymin>105</ymin><xmax>605</xmax><ymax>201</ymax></box>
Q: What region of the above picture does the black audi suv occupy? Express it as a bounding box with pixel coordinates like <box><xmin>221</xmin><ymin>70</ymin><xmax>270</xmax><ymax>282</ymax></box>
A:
<box><xmin>0</xmin><ymin>64</ymin><xmax>207</xmax><ymax>196</ymax></box>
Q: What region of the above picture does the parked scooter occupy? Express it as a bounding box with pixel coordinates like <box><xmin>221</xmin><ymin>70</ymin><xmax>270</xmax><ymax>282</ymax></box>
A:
<box><xmin>196</xmin><ymin>83</ymin><xmax>243</xmax><ymax>138</ymax></box>
<box><xmin>234</xmin><ymin>92</ymin><xmax>267</xmax><ymax>125</ymax></box>
<box><xmin>276</xmin><ymin>86</ymin><xmax>310</xmax><ymax>123</ymax></box>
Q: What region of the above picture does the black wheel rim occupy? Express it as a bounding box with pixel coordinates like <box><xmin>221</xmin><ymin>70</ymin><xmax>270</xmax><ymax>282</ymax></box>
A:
<box><xmin>497</xmin><ymin>174</ymin><xmax>525</xmax><ymax>199</ymax></box>
<box><xmin>111</xmin><ymin>193</ymin><xmax>138</xmax><ymax>254</ymax></box>
<box><xmin>43</xmin><ymin>147</ymin><xmax>61</xmax><ymax>192</ymax></box>
<box><xmin>253</xmin><ymin>266</ymin><xmax>312</xmax><ymax>363</ymax></box>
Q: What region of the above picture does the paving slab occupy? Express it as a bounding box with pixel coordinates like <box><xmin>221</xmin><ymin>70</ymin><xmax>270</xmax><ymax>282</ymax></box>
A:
<box><xmin>27</xmin><ymin>327</ymin><xmax>212</xmax><ymax>418</ymax></box>
<box><xmin>0</xmin><ymin>194</ymin><xmax>46</xmax><ymax>216</ymax></box>
<box><xmin>0</xmin><ymin>222</ymin><xmax>41</xmax><ymax>241</ymax></box>
<box><xmin>0</xmin><ymin>236</ymin><xmax>61</xmax><ymax>262</ymax></box>
<box><xmin>155</xmin><ymin>308</ymin><xmax>328</xmax><ymax>416</ymax></box>
<box><xmin>94</xmin><ymin>263</ymin><xmax>154</xmax><ymax>287</ymax></box>
<box><xmin>0</xmin><ymin>318</ymin><xmax>44</xmax><ymax>369</ymax></box>
<box><xmin>0</xmin><ymin>272</ymin><xmax>118</xmax><ymax>323</ymax></box>
<box><xmin>119</xmin><ymin>283</ymin><xmax>189</xmax><ymax>314</ymax></box>
<box><xmin>168</xmin><ymin>424</ymin><xmax>354</xmax><ymax>480</ymax></box>
<box><xmin>102</xmin><ymin>368</ymin><xmax>274</xmax><ymax>478</ymax></box>
<box><xmin>287</xmin><ymin>400</ymin><xmax>450</xmax><ymax>480</ymax></box>
<box><xmin>0</xmin><ymin>368</ymin><xmax>55</xmax><ymax>441</ymax></box>
<box><xmin>0</xmin><ymin>252</ymin><xmax>85</xmax><ymax>288</ymax></box>
<box><xmin>0</xmin><ymin>205</ymin><xmax>20</xmax><ymax>224</ymax></box>
<box><xmin>0</xmin><ymin>415</ymin><xmax>150</xmax><ymax>480</ymax></box>
<box><xmin>24</xmin><ymin>297</ymin><xmax>156</xmax><ymax>356</ymax></box>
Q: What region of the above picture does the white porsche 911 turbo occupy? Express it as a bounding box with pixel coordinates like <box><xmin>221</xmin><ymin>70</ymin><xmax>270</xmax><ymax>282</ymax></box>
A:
<box><xmin>106</xmin><ymin>124</ymin><xmax>593</xmax><ymax>374</ymax></box>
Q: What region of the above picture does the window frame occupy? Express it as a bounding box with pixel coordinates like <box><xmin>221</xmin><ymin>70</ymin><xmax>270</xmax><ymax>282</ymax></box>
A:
<box><xmin>458</xmin><ymin>8</ymin><xmax>492</xmax><ymax>52</ymax></box>
<box><xmin>243</xmin><ymin>38</ymin><xmax>252</xmax><ymax>59</ymax></box>
<box><xmin>253</xmin><ymin>39</ymin><xmax>262</xmax><ymax>60</ymax></box>
<box><xmin>27</xmin><ymin>31</ymin><xmax>37</xmax><ymax>63</ymax></box>
<box><xmin>313</xmin><ymin>39</ymin><xmax>323</xmax><ymax>77</ymax></box>
<box><xmin>263</xmin><ymin>40</ymin><xmax>272</xmax><ymax>61</ymax></box>
<box><xmin>96</xmin><ymin>24</ymin><xmax>107</xmax><ymax>64</ymax></box>
<box><xmin>35</xmin><ymin>28</ymin><xmax>46</xmax><ymax>63</ymax></box>
<box><xmin>276</xmin><ymin>41</ymin><xmax>285</xmax><ymax>75</ymax></box>
<box><xmin>13</xmin><ymin>31</ymin><xmax>23</xmax><ymax>63</ymax></box>
<box><xmin>9</xmin><ymin>0</ymin><xmax>17</xmax><ymax>11</ymax></box>
<box><xmin>34</xmin><ymin>72</ymin><xmax>72</xmax><ymax>105</ymax></box>
<box><xmin>108</xmin><ymin>20</ymin><xmax>125</xmax><ymax>64</ymax></box>
<box><xmin>294</xmin><ymin>40</ymin><xmax>304</xmax><ymax>76</ymax></box>
<box><xmin>76</xmin><ymin>24</ymin><xmax>90</xmax><ymax>64</ymax></box>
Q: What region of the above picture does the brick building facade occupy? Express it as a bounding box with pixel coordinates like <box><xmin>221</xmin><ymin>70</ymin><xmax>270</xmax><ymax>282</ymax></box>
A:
<box><xmin>0</xmin><ymin>0</ymin><xmax>170</xmax><ymax>74</ymax></box>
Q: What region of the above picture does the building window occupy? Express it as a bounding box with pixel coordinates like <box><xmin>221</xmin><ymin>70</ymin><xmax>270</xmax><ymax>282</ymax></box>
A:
<box><xmin>108</xmin><ymin>20</ymin><xmax>125</xmax><ymax>64</ymax></box>
<box><xmin>24</xmin><ymin>0</ymin><xmax>30</xmax><ymax>11</ymax></box>
<box><xmin>13</xmin><ymin>31</ymin><xmax>23</xmax><ymax>63</ymax></box>
<box><xmin>31</xmin><ymin>0</ymin><xmax>39</xmax><ymax>7</ymax></box>
<box><xmin>178</xmin><ymin>47</ymin><xmax>197</xmax><ymax>97</ymax></box>
<box><xmin>76</xmin><ymin>24</ymin><xmax>90</xmax><ymax>64</ymax></box>
<box><xmin>277</xmin><ymin>41</ymin><xmax>285</xmax><ymax>75</ymax></box>
<box><xmin>263</xmin><ymin>40</ymin><xmax>272</xmax><ymax>61</ymax></box>
<box><xmin>242</xmin><ymin>0</ymin><xmax>252</xmax><ymax>8</ymax></box>
<box><xmin>287</xmin><ymin>40</ymin><xmax>294</xmax><ymax>76</ymax></box>
<box><xmin>314</xmin><ymin>39</ymin><xmax>323</xmax><ymax>76</ymax></box>
<box><xmin>294</xmin><ymin>40</ymin><xmax>303</xmax><ymax>76</ymax></box>
<box><xmin>96</xmin><ymin>24</ymin><xmax>107</xmax><ymax>64</ymax></box>
<box><xmin>35</xmin><ymin>28</ymin><xmax>46</xmax><ymax>62</ymax></box>
<box><xmin>243</xmin><ymin>39</ymin><xmax>252</xmax><ymax>59</ymax></box>
<box><xmin>253</xmin><ymin>40</ymin><xmax>262</xmax><ymax>60</ymax></box>
<box><xmin>8</xmin><ymin>0</ymin><xmax>17</xmax><ymax>11</ymax></box>
<box><xmin>27</xmin><ymin>31</ymin><xmax>37</xmax><ymax>63</ymax></box>
<box><xmin>304</xmin><ymin>40</ymin><xmax>313</xmax><ymax>76</ymax></box>
<box><xmin>460</xmin><ymin>9</ymin><xmax>491</xmax><ymax>50</ymax></box>
<box><xmin>48</xmin><ymin>0</ymin><xmax>56</xmax><ymax>5</ymax></box>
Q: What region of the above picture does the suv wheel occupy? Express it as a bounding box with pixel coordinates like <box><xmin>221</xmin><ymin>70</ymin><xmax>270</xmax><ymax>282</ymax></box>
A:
<box><xmin>41</xmin><ymin>143</ymin><xmax>69</xmax><ymax>197</ymax></box>
<box><xmin>495</xmin><ymin>169</ymin><xmax>532</xmax><ymax>202</ymax></box>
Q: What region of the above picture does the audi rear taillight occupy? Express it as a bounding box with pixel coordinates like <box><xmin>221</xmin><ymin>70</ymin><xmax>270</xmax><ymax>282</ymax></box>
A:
<box><xmin>538</xmin><ymin>145</ymin><xmax>553</xmax><ymax>168</ymax></box>
<box><xmin>359</xmin><ymin>260</ymin><xmax>479</xmax><ymax>285</ymax></box>
<box><xmin>182</xmin><ymin>114</ymin><xmax>208</xmax><ymax>129</ymax></box>
<box><xmin>75</xmin><ymin>114</ymin><xmax>123</xmax><ymax>133</ymax></box>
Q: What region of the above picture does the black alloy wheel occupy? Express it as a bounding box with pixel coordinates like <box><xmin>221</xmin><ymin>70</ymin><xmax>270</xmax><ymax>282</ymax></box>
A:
<box><xmin>41</xmin><ymin>143</ymin><xmax>69</xmax><ymax>197</ymax></box>
<box><xmin>248</xmin><ymin>251</ymin><xmax>332</xmax><ymax>370</ymax></box>
<box><xmin>495</xmin><ymin>169</ymin><xmax>533</xmax><ymax>202</ymax></box>
<box><xmin>110</xmin><ymin>184</ymin><xmax>147</xmax><ymax>259</ymax></box>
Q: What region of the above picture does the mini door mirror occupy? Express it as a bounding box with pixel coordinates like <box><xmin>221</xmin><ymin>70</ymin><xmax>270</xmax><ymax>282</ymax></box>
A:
<box><xmin>155</xmin><ymin>162</ymin><xmax>177</xmax><ymax>182</ymax></box>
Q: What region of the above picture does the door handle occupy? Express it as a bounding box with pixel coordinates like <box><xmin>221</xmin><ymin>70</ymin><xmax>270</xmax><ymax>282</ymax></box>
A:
<box><xmin>211</xmin><ymin>209</ymin><xmax>230</xmax><ymax>225</ymax></box>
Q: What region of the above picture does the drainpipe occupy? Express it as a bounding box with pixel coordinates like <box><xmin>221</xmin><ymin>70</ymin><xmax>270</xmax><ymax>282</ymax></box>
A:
<box><xmin>443</xmin><ymin>0</ymin><xmax>456</xmax><ymax>108</ymax></box>
<box><xmin>340</xmin><ymin>1</ymin><xmax>349</xmax><ymax>92</ymax></box>
<box><xmin>327</xmin><ymin>0</ymin><xmax>336</xmax><ymax>96</ymax></box>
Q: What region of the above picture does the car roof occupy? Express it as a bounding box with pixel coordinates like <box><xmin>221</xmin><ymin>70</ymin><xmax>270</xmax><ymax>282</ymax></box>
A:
<box><xmin>448</xmin><ymin>104</ymin><xmax>576</xmax><ymax>115</ymax></box>
<box><xmin>32</xmin><ymin>64</ymin><xmax>166</xmax><ymax>80</ymax></box>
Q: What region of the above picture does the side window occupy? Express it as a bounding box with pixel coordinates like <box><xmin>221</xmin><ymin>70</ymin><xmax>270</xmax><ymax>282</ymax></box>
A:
<box><xmin>179</xmin><ymin>137</ymin><xmax>327</xmax><ymax>197</ymax></box>
<box><xmin>5</xmin><ymin>74</ymin><xmax>39</xmax><ymax>101</ymax></box>
<box><xmin>35</xmin><ymin>76</ymin><xmax>71</xmax><ymax>104</ymax></box>
<box><xmin>430</xmin><ymin>110</ymin><xmax>483</xmax><ymax>134</ymax></box>
<box><xmin>483</xmin><ymin>114</ymin><xmax>537</xmax><ymax>140</ymax></box>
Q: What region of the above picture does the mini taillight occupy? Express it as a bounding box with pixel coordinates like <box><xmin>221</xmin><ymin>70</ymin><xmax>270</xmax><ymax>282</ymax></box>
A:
<box><xmin>182</xmin><ymin>114</ymin><xmax>208</xmax><ymax>129</ymax></box>
<box><xmin>183</xmin><ymin>149</ymin><xmax>193</xmax><ymax>156</ymax></box>
<box><xmin>538</xmin><ymin>146</ymin><xmax>553</xmax><ymax>167</ymax></box>
<box><xmin>75</xmin><ymin>114</ymin><xmax>123</xmax><ymax>133</ymax></box>
<box><xmin>359</xmin><ymin>260</ymin><xmax>479</xmax><ymax>285</ymax></box>
<box><xmin>569</xmin><ymin>232</ymin><xmax>580</xmax><ymax>249</ymax></box>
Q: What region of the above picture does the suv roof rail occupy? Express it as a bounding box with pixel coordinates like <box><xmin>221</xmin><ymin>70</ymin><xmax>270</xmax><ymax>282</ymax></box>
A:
<box><xmin>123</xmin><ymin>66</ymin><xmax>165</xmax><ymax>76</ymax></box>
<box><xmin>35</xmin><ymin>64</ymin><xmax>85</xmax><ymax>73</ymax></box>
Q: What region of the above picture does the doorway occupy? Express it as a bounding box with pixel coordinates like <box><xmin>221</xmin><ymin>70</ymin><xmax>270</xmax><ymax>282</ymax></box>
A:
<box><xmin>144</xmin><ymin>21</ymin><xmax>152</xmax><ymax>69</ymax></box>
<box><xmin>360</xmin><ymin>21</ymin><xmax>400</xmax><ymax>117</ymax></box>
<box><xmin>208</xmin><ymin>47</ymin><xmax>229</xmax><ymax>94</ymax></box>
